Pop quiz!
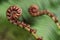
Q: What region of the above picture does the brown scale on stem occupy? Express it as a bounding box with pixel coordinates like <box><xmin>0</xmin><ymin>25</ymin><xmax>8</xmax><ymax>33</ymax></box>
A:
<box><xmin>40</xmin><ymin>10</ymin><xmax>60</xmax><ymax>29</ymax></box>
<box><xmin>6</xmin><ymin>5</ymin><xmax>39</xmax><ymax>40</ymax></box>
<box><xmin>37</xmin><ymin>38</ymin><xmax>42</xmax><ymax>40</ymax></box>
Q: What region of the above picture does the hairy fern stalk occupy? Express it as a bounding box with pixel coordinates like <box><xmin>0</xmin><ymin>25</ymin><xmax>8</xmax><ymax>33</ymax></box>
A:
<box><xmin>0</xmin><ymin>0</ymin><xmax>60</xmax><ymax>40</ymax></box>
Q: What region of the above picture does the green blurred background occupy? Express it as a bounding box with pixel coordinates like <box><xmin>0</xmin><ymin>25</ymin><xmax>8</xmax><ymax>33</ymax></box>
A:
<box><xmin>0</xmin><ymin>0</ymin><xmax>60</xmax><ymax>40</ymax></box>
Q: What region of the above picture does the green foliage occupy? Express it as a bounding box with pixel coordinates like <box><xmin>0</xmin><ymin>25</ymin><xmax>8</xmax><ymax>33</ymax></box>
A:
<box><xmin>0</xmin><ymin>0</ymin><xmax>60</xmax><ymax>40</ymax></box>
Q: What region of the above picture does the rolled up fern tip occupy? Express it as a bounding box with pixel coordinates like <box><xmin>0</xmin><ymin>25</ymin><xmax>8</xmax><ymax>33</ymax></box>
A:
<box><xmin>28</xmin><ymin>4</ymin><xmax>60</xmax><ymax>29</ymax></box>
<box><xmin>0</xmin><ymin>0</ymin><xmax>60</xmax><ymax>40</ymax></box>
<box><xmin>6</xmin><ymin>5</ymin><xmax>42</xmax><ymax>40</ymax></box>
<box><xmin>6</xmin><ymin>4</ymin><xmax>60</xmax><ymax>40</ymax></box>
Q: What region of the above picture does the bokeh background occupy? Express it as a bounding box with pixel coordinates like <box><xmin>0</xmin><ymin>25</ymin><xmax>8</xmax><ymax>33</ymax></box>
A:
<box><xmin>0</xmin><ymin>0</ymin><xmax>60</xmax><ymax>40</ymax></box>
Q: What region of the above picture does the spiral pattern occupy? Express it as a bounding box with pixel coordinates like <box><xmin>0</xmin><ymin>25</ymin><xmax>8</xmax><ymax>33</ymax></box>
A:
<box><xmin>6</xmin><ymin>5</ymin><xmax>42</xmax><ymax>40</ymax></box>
<box><xmin>28</xmin><ymin>4</ymin><xmax>60</xmax><ymax>29</ymax></box>
<box><xmin>28</xmin><ymin>4</ymin><xmax>40</xmax><ymax>16</ymax></box>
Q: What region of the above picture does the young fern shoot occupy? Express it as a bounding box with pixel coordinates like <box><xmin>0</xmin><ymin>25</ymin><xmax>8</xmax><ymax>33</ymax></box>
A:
<box><xmin>6</xmin><ymin>5</ymin><xmax>42</xmax><ymax>40</ymax></box>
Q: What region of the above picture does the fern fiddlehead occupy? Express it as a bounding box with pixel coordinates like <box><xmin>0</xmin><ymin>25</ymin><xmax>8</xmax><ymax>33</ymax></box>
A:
<box><xmin>6</xmin><ymin>5</ymin><xmax>42</xmax><ymax>40</ymax></box>
<box><xmin>6</xmin><ymin>4</ymin><xmax>60</xmax><ymax>40</ymax></box>
<box><xmin>28</xmin><ymin>4</ymin><xmax>60</xmax><ymax>29</ymax></box>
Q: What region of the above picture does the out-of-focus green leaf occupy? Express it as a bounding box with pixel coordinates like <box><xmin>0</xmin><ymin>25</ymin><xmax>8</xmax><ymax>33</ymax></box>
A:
<box><xmin>0</xmin><ymin>0</ymin><xmax>60</xmax><ymax>40</ymax></box>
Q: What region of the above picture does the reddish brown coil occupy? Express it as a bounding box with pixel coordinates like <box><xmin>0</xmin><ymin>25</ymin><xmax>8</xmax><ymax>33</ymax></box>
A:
<box><xmin>6</xmin><ymin>5</ymin><xmax>39</xmax><ymax>40</ymax></box>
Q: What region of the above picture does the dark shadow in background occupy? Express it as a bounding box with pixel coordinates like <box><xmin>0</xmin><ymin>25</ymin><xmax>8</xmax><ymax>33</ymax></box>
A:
<box><xmin>0</xmin><ymin>27</ymin><xmax>13</xmax><ymax>40</ymax></box>
<box><xmin>0</xmin><ymin>0</ymin><xmax>8</xmax><ymax>4</ymax></box>
<box><xmin>49</xmin><ymin>0</ymin><xmax>59</xmax><ymax>9</ymax></box>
